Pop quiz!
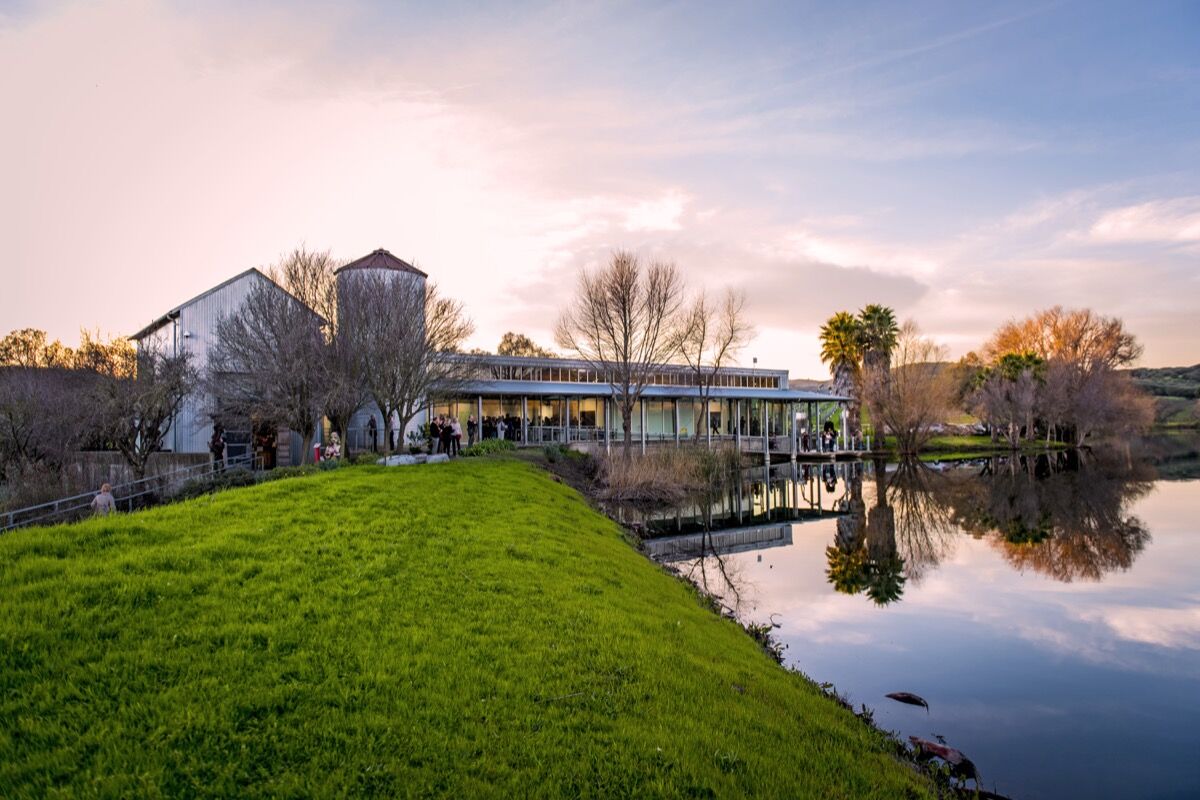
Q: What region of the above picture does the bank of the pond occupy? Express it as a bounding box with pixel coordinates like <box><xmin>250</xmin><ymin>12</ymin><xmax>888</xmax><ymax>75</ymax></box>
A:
<box><xmin>0</xmin><ymin>460</ymin><xmax>933</xmax><ymax>798</ymax></box>
<box><xmin>878</xmin><ymin>434</ymin><xmax>1072</xmax><ymax>460</ymax></box>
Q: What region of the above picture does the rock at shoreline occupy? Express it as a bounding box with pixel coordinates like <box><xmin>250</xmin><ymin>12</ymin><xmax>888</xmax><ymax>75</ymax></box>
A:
<box><xmin>377</xmin><ymin>455</ymin><xmax>418</xmax><ymax>466</ymax></box>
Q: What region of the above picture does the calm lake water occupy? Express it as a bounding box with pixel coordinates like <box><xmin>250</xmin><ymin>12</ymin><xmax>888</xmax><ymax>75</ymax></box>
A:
<box><xmin>626</xmin><ymin>444</ymin><xmax>1200</xmax><ymax>800</ymax></box>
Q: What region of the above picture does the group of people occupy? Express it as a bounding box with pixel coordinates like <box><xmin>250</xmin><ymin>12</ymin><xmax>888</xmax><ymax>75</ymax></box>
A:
<box><xmin>468</xmin><ymin>414</ymin><xmax>519</xmax><ymax>444</ymax></box>
<box><xmin>429</xmin><ymin>415</ymin><xmax>464</xmax><ymax>456</ymax></box>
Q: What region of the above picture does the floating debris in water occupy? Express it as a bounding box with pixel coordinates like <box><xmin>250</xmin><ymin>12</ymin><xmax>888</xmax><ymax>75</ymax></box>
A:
<box><xmin>886</xmin><ymin>691</ymin><xmax>930</xmax><ymax>712</ymax></box>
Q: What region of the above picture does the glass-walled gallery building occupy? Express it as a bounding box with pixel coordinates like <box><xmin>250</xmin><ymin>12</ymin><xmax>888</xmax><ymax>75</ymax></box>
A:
<box><xmin>425</xmin><ymin>354</ymin><xmax>850</xmax><ymax>456</ymax></box>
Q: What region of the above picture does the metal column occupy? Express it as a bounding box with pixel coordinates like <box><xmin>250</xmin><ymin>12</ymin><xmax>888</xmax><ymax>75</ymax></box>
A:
<box><xmin>604</xmin><ymin>397</ymin><xmax>611</xmax><ymax>454</ymax></box>
<box><xmin>763</xmin><ymin>400</ymin><xmax>770</xmax><ymax>463</ymax></box>
<box><xmin>640</xmin><ymin>401</ymin><xmax>646</xmax><ymax>455</ymax></box>
<box><xmin>735</xmin><ymin>399</ymin><xmax>742</xmax><ymax>451</ymax></box>
<box><xmin>521</xmin><ymin>396</ymin><xmax>528</xmax><ymax>444</ymax></box>
<box><xmin>674</xmin><ymin>398</ymin><xmax>680</xmax><ymax>446</ymax></box>
<box><xmin>789</xmin><ymin>401</ymin><xmax>797</xmax><ymax>461</ymax></box>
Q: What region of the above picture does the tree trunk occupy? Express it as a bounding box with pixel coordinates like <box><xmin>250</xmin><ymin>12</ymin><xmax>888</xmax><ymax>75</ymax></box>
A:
<box><xmin>622</xmin><ymin>410</ymin><xmax>632</xmax><ymax>457</ymax></box>
<box><xmin>300</xmin><ymin>431</ymin><xmax>314</xmax><ymax>464</ymax></box>
<box><xmin>382</xmin><ymin>411</ymin><xmax>395</xmax><ymax>455</ymax></box>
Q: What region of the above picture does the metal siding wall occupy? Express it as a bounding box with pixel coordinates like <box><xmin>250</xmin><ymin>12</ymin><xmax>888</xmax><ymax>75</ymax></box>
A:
<box><xmin>164</xmin><ymin>273</ymin><xmax>266</xmax><ymax>454</ymax></box>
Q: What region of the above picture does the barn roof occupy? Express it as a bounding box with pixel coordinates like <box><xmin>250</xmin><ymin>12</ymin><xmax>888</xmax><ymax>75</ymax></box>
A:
<box><xmin>334</xmin><ymin>248</ymin><xmax>428</xmax><ymax>278</ymax></box>
<box><xmin>129</xmin><ymin>268</ymin><xmax>323</xmax><ymax>340</ymax></box>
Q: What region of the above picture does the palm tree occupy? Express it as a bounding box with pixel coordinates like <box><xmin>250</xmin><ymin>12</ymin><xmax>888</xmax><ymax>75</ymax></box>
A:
<box><xmin>826</xmin><ymin>544</ymin><xmax>870</xmax><ymax>595</ymax></box>
<box><xmin>857</xmin><ymin>304</ymin><xmax>899</xmax><ymax>377</ymax></box>
<box><xmin>857</xmin><ymin>305</ymin><xmax>899</xmax><ymax>440</ymax></box>
<box><xmin>865</xmin><ymin>556</ymin><xmax>906</xmax><ymax>606</ymax></box>
<box><xmin>819</xmin><ymin>311</ymin><xmax>862</xmax><ymax>437</ymax></box>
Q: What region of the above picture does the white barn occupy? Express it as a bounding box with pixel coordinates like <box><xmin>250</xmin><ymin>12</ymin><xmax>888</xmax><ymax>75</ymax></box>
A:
<box><xmin>130</xmin><ymin>268</ymin><xmax>318</xmax><ymax>464</ymax></box>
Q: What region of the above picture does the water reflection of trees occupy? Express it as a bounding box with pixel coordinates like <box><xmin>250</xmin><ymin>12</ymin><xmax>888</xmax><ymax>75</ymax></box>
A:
<box><xmin>826</xmin><ymin>459</ymin><xmax>911</xmax><ymax>606</ymax></box>
<box><xmin>825</xmin><ymin>451</ymin><xmax>1155</xmax><ymax>602</ymax></box>
<box><xmin>675</xmin><ymin>532</ymin><xmax>752</xmax><ymax>616</ymax></box>
<box><xmin>960</xmin><ymin>452</ymin><xmax>1154</xmax><ymax>582</ymax></box>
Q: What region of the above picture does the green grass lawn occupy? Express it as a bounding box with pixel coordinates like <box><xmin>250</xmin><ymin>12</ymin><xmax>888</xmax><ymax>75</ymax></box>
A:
<box><xmin>0</xmin><ymin>460</ymin><xmax>931</xmax><ymax>799</ymax></box>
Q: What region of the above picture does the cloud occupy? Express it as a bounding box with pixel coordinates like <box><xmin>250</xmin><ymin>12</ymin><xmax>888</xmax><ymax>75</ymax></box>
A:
<box><xmin>623</xmin><ymin>190</ymin><xmax>689</xmax><ymax>232</ymax></box>
<box><xmin>1087</xmin><ymin>604</ymin><xmax>1200</xmax><ymax>650</ymax></box>
<box><xmin>1087</xmin><ymin>197</ymin><xmax>1200</xmax><ymax>244</ymax></box>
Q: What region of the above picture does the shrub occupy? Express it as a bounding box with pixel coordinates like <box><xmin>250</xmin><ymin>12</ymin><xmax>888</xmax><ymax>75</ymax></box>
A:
<box><xmin>175</xmin><ymin>467</ymin><xmax>258</xmax><ymax>500</ymax></box>
<box><xmin>541</xmin><ymin>443</ymin><xmax>589</xmax><ymax>464</ymax></box>
<box><xmin>596</xmin><ymin>444</ymin><xmax>740</xmax><ymax>503</ymax></box>
<box><xmin>462</xmin><ymin>439</ymin><xmax>516</xmax><ymax>457</ymax></box>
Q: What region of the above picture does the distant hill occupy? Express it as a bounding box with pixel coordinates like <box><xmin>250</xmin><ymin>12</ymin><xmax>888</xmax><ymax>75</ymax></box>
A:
<box><xmin>1128</xmin><ymin>364</ymin><xmax>1200</xmax><ymax>399</ymax></box>
<box><xmin>1126</xmin><ymin>365</ymin><xmax>1200</xmax><ymax>427</ymax></box>
<box><xmin>788</xmin><ymin>377</ymin><xmax>835</xmax><ymax>393</ymax></box>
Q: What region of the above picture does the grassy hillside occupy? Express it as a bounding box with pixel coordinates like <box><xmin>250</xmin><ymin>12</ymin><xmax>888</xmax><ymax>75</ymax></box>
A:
<box><xmin>1128</xmin><ymin>364</ymin><xmax>1200</xmax><ymax>398</ymax></box>
<box><xmin>1128</xmin><ymin>365</ymin><xmax>1200</xmax><ymax>427</ymax></box>
<box><xmin>0</xmin><ymin>461</ymin><xmax>931</xmax><ymax>799</ymax></box>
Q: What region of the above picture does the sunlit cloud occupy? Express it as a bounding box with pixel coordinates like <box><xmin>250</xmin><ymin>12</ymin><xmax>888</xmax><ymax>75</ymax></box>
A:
<box><xmin>623</xmin><ymin>190</ymin><xmax>690</xmax><ymax>232</ymax></box>
<box><xmin>1087</xmin><ymin>197</ymin><xmax>1200</xmax><ymax>244</ymax></box>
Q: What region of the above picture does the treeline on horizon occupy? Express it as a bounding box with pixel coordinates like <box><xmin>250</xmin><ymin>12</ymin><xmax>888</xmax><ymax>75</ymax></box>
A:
<box><xmin>818</xmin><ymin>304</ymin><xmax>1173</xmax><ymax>452</ymax></box>
<box><xmin>3</xmin><ymin>250</ymin><xmax>1195</xmax><ymax>510</ymax></box>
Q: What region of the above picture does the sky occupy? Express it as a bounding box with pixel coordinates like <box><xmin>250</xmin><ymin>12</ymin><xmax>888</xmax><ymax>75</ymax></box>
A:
<box><xmin>2</xmin><ymin>0</ymin><xmax>1198</xmax><ymax>377</ymax></box>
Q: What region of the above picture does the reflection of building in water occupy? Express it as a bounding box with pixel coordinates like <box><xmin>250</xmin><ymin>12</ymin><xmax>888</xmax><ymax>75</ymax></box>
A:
<box><xmin>610</xmin><ymin>461</ymin><xmax>858</xmax><ymax>538</ymax></box>
<box><xmin>645</xmin><ymin>523</ymin><xmax>794</xmax><ymax>562</ymax></box>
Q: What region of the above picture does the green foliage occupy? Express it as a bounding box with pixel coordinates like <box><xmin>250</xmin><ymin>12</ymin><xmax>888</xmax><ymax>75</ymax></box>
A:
<box><xmin>856</xmin><ymin>304</ymin><xmax>899</xmax><ymax>360</ymax></box>
<box><xmin>818</xmin><ymin>311</ymin><xmax>861</xmax><ymax>372</ymax></box>
<box><xmin>461</xmin><ymin>438</ymin><xmax>516</xmax><ymax>457</ymax></box>
<box><xmin>1129</xmin><ymin>364</ymin><xmax>1200</xmax><ymax>399</ymax></box>
<box><xmin>0</xmin><ymin>461</ymin><xmax>933</xmax><ymax>798</ymax></box>
<box><xmin>993</xmin><ymin>351</ymin><xmax>1046</xmax><ymax>382</ymax></box>
<box><xmin>541</xmin><ymin>443</ymin><xmax>584</xmax><ymax>463</ymax></box>
<box><xmin>174</xmin><ymin>466</ymin><xmax>258</xmax><ymax>500</ymax></box>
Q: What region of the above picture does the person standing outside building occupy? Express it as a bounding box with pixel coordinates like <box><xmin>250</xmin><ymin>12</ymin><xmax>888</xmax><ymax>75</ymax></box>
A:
<box><xmin>467</xmin><ymin>415</ymin><xmax>477</xmax><ymax>446</ymax></box>
<box><xmin>91</xmin><ymin>483</ymin><xmax>117</xmax><ymax>516</ymax></box>
<box><xmin>496</xmin><ymin>417</ymin><xmax>507</xmax><ymax>442</ymax></box>
<box><xmin>209</xmin><ymin>424</ymin><xmax>226</xmax><ymax>471</ymax></box>
<box><xmin>367</xmin><ymin>416</ymin><xmax>378</xmax><ymax>452</ymax></box>
<box><xmin>434</xmin><ymin>417</ymin><xmax>448</xmax><ymax>453</ymax></box>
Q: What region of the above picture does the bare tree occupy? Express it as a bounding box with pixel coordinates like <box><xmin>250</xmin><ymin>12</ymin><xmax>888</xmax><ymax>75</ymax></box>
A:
<box><xmin>269</xmin><ymin>248</ymin><xmax>368</xmax><ymax>457</ymax></box>
<box><xmin>269</xmin><ymin>247</ymin><xmax>340</xmax><ymax>336</ymax></box>
<box><xmin>967</xmin><ymin>353</ymin><xmax>1044</xmax><ymax>449</ymax></box>
<box><xmin>0</xmin><ymin>366</ymin><xmax>97</xmax><ymax>505</ymax></box>
<box><xmin>93</xmin><ymin>348</ymin><xmax>196</xmax><ymax>479</ymax></box>
<box><xmin>864</xmin><ymin>322</ymin><xmax>955</xmax><ymax>454</ymax></box>
<box><xmin>556</xmin><ymin>251</ymin><xmax>686</xmax><ymax>456</ymax></box>
<box><xmin>676</xmin><ymin>288</ymin><xmax>754</xmax><ymax>441</ymax></box>
<box><xmin>208</xmin><ymin>278</ymin><xmax>327</xmax><ymax>464</ymax></box>
<box><xmin>339</xmin><ymin>271</ymin><xmax>474</xmax><ymax>454</ymax></box>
